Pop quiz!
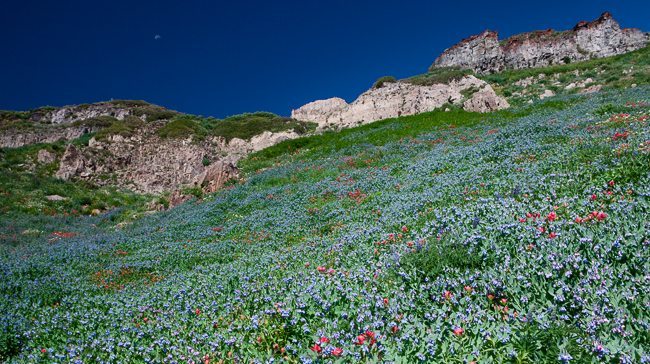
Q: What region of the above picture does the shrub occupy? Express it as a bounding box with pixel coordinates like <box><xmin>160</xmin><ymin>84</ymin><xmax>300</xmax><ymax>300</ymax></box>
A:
<box><xmin>400</xmin><ymin>236</ymin><xmax>490</xmax><ymax>280</ymax></box>
<box><xmin>157</xmin><ymin>117</ymin><xmax>206</xmax><ymax>139</ymax></box>
<box><xmin>407</xmin><ymin>66</ymin><xmax>473</xmax><ymax>86</ymax></box>
<box><xmin>95</xmin><ymin>116</ymin><xmax>144</xmax><ymax>140</ymax></box>
<box><xmin>72</xmin><ymin>115</ymin><xmax>117</xmax><ymax>128</ymax></box>
<box><xmin>372</xmin><ymin>75</ymin><xmax>397</xmax><ymax>89</ymax></box>
<box><xmin>205</xmin><ymin>112</ymin><xmax>317</xmax><ymax>141</ymax></box>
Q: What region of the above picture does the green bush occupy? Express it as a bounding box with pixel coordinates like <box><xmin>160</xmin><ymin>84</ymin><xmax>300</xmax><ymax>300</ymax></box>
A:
<box><xmin>95</xmin><ymin>116</ymin><xmax>144</xmax><ymax>140</ymax></box>
<box><xmin>400</xmin><ymin>236</ymin><xmax>490</xmax><ymax>280</ymax></box>
<box><xmin>72</xmin><ymin>115</ymin><xmax>117</xmax><ymax>128</ymax></box>
<box><xmin>157</xmin><ymin>117</ymin><xmax>206</xmax><ymax>139</ymax></box>
<box><xmin>373</xmin><ymin>75</ymin><xmax>397</xmax><ymax>89</ymax></box>
<box><xmin>407</xmin><ymin>66</ymin><xmax>474</xmax><ymax>86</ymax></box>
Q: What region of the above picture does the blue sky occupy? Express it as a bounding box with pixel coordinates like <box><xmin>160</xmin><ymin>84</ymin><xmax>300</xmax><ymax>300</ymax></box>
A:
<box><xmin>0</xmin><ymin>0</ymin><xmax>648</xmax><ymax>118</ymax></box>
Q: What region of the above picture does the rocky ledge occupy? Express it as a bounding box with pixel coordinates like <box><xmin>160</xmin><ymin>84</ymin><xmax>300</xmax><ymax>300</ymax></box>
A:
<box><xmin>432</xmin><ymin>12</ymin><xmax>649</xmax><ymax>74</ymax></box>
<box><xmin>291</xmin><ymin>76</ymin><xmax>509</xmax><ymax>129</ymax></box>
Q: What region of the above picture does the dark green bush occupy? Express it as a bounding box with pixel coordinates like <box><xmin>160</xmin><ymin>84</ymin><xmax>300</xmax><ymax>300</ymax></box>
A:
<box><xmin>157</xmin><ymin>117</ymin><xmax>206</xmax><ymax>139</ymax></box>
<box><xmin>407</xmin><ymin>66</ymin><xmax>473</xmax><ymax>86</ymax></box>
<box><xmin>72</xmin><ymin>115</ymin><xmax>117</xmax><ymax>128</ymax></box>
<box><xmin>373</xmin><ymin>75</ymin><xmax>397</xmax><ymax>89</ymax></box>
<box><xmin>400</xmin><ymin>236</ymin><xmax>490</xmax><ymax>280</ymax></box>
<box><xmin>94</xmin><ymin>116</ymin><xmax>144</xmax><ymax>140</ymax></box>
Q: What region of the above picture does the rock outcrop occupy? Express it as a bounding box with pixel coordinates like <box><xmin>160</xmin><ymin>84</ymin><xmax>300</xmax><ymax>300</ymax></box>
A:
<box><xmin>55</xmin><ymin>124</ymin><xmax>302</xmax><ymax>194</ymax></box>
<box><xmin>38</xmin><ymin>104</ymin><xmax>132</xmax><ymax>124</ymax></box>
<box><xmin>292</xmin><ymin>76</ymin><xmax>509</xmax><ymax>129</ymax></box>
<box><xmin>0</xmin><ymin>126</ymin><xmax>99</xmax><ymax>148</ymax></box>
<box><xmin>432</xmin><ymin>12</ymin><xmax>648</xmax><ymax>74</ymax></box>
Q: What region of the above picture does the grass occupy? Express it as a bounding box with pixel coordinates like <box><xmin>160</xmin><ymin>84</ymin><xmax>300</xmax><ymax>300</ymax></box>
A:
<box><xmin>1</xmin><ymin>87</ymin><xmax>649</xmax><ymax>362</ymax></box>
<box><xmin>405</xmin><ymin>66</ymin><xmax>474</xmax><ymax>86</ymax></box>
<box><xmin>482</xmin><ymin>45</ymin><xmax>650</xmax><ymax>105</ymax></box>
<box><xmin>238</xmin><ymin>99</ymin><xmax>574</xmax><ymax>175</ymax></box>
<box><xmin>157</xmin><ymin>112</ymin><xmax>317</xmax><ymax>141</ymax></box>
<box><xmin>372</xmin><ymin>75</ymin><xmax>397</xmax><ymax>89</ymax></box>
<box><xmin>0</xmin><ymin>140</ymin><xmax>151</xmax><ymax>220</ymax></box>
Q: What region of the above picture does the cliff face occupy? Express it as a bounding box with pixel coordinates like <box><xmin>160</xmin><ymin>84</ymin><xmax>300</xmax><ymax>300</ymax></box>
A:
<box><xmin>54</xmin><ymin>124</ymin><xmax>300</xmax><ymax>194</ymax></box>
<box><xmin>432</xmin><ymin>12</ymin><xmax>649</xmax><ymax>74</ymax></box>
<box><xmin>292</xmin><ymin>76</ymin><xmax>509</xmax><ymax>129</ymax></box>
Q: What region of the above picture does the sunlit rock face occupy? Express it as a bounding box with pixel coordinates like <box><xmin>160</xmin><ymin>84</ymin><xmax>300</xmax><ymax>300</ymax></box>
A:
<box><xmin>292</xmin><ymin>76</ymin><xmax>508</xmax><ymax>130</ymax></box>
<box><xmin>432</xmin><ymin>12</ymin><xmax>649</xmax><ymax>74</ymax></box>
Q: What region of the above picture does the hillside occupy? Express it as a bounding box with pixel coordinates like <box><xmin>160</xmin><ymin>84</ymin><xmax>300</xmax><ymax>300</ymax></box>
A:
<box><xmin>1</xmin><ymin>10</ymin><xmax>650</xmax><ymax>364</ymax></box>
<box><xmin>2</xmin><ymin>84</ymin><xmax>649</xmax><ymax>362</ymax></box>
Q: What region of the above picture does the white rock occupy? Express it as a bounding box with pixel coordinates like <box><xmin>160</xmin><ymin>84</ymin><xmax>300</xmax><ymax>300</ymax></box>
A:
<box><xmin>540</xmin><ymin>89</ymin><xmax>556</xmax><ymax>99</ymax></box>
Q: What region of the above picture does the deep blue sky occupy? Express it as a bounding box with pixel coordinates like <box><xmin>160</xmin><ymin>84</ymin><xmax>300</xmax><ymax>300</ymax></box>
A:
<box><xmin>1</xmin><ymin>1</ymin><xmax>648</xmax><ymax>118</ymax></box>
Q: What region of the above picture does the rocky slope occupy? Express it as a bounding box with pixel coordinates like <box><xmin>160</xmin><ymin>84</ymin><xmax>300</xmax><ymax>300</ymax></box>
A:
<box><xmin>432</xmin><ymin>12</ymin><xmax>648</xmax><ymax>74</ymax></box>
<box><xmin>0</xmin><ymin>101</ymin><xmax>177</xmax><ymax>148</ymax></box>
<box><xmin>55</xmin><ymin>126</ymin><xmax>299</xmax><ymax>195</ymax></box>
<box><xmin>292</xmin><ymin>76</ymin><xmax>509</xmax><ymax>129</ymax></box>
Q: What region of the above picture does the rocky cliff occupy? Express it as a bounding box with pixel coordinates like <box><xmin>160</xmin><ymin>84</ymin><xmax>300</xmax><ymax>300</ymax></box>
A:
<box><xmin>432</xmin><ymin>12</ymin><xmax>649</xmax><ymax>74</ymax></box>
<box><xmin>55</xmin><ymin>126</ymin><xmax>300</xmax><ymax>194</ymax></box>
<box><xmin>292</xmin><ymin>76</ymin><xmax>509</xmax><ymax>129</ymax></box>
<box><xmin>0</xmin><ymin>101</ymin><xmax>177</xmax><ymax>148</ymax></box>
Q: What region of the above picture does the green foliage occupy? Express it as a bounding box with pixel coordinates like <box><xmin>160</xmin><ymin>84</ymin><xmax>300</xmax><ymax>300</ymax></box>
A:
<box><xmin>157</xmin><ymin>112</ymin><xmax>316</xmax><ymax>142</ymax></box>
<box><xmin>72</xmin><ymin>115</ymin><xmax>117</xmax><ymax>128</ymax></box>
<box><xmin>407</xmin><ymin>66</ymin><xmax>474</xmax><ymax>86</ymax></box>
<box><xmin>0</xmin><ymin>324</ymin><xmax>22</xmax><ymax>362</ymax></box>
<box><xmin>106</xmin><ymin>100</ymin><xmax>151</xmax><ymax>107</ymax></box>
<box><xmin>482</xmin><ymin>45</ymin><xmax>650</xmax><ymax>104</ymax></box>
<box><xmin>156</xmin><ymin>117</ymin><xmax>207</xmax><ymax>139</ymax></box>
<box><xmin>593</xmin><ymin>103</ymin><xmax>632</xmax><ymax>116</ymax></box>
<box><xmin>372</xmin><ymin>75</ymin><xmax>397</xmax><ymax>89</ymax></box>
<box><xmin>400</xmin><ymin>237</ymin><xmax>490</xmax><ymax>280</ymax></box>
<box><xmin>181</xmin><ymin>186</ymin><xmax>203</xmax><ymax>199</ymax></box>
<box><xmin>94</xmin><ymin>116</ymin><xmax>144</xmax><ymax>140</ymax></box>
<box><xmin>0</xmin><ymin>139</ymin><xmax>150</xmax><ymax>219</ymax></box>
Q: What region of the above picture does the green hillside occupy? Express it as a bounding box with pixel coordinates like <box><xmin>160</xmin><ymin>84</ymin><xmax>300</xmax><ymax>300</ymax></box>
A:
<box><xmin>1</xmin><ymin>85</ymin><xmax>649</xmax><ymax>362</ymax></box>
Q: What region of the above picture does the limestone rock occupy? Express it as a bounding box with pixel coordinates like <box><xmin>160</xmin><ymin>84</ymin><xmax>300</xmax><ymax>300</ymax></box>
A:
<box><xmin>433</xmin><ymin>12</ymin><xmax>649</xmax><ymax>74</ymax></box>
<box><xmin>37</xmin><ymin>149</ymin><xmax>56</xmax><ymax>164</ymax></box>
<box><xmin>580</xmin><ymin>84</ymin><xmax>603</xmax><ymax>94</ymax></box>
<box><xmin>55</xmin><ymin>144</ymin><xmax>93</xmax><ymax>180</ymax></box>
<box><xmin>46</xmin><ymin>195</ymin><xmax>67</xmax><ymax>201</ymax></box>
<box><xmin>292</xmin><ymin>76</ymin><xmax>509</xmax><ymax>130</ymax></box>
<box><xmin>540</xmin><ymin>90</ymin><xmax>556</xmax><ymax>99</ymax></box>
<box><xmin>463</xmin><ymin>85</ymin><xmax>510</xmax><ymax>112</ymax></box>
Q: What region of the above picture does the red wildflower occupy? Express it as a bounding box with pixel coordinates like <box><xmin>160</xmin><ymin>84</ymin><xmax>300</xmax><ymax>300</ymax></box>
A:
<box><xmin>41</xmin><ymin>348</ymin><xmax>47</xmax><ymax>353</ymax></box>
<box><xmin>549</xmin><ymin>232</ymin><xmax>557</xmax><ymax>239</ymax></box>
<box><xmin>319</xmin><ymin>337</ymin><xmax>330</xmax><ymax>344</ymax></box>
<box><xmin>574</xmin><ymin>217</ymin><xmax>583</xmax><ymax>224</ymax></box>
<box><xmin>596</xmin><ymin>211</ymin><xmax>607</xmax><ymax>221</ymax></box>
<box><xmin>452</xmin><ymin>327</ymin><xmax>464</xmax><ymax>336</ymax></box>
<box><xmin>383</xmin><ymin>298</ymin><xmax>389</xmax><ymax>306</ymax></box>
<box><xmin>518</xmin><ymin>217</ymin><xmax>527</xmax><ymax>223</ymax></box>
<box><xmin>211</xmin><ymin>227</ymin><xmax>223</xmax><ymax>232</ymax></box>
<box><xmin>310</xmin><ymin>344</ymin><xmax>322</xmax><ymax>353</ymax></box>
<box><xmin>401</xmin><ymin>225</ymin><xmax>409</xmax><ymax>233</ymax></box>
<box><xmin>443</xmin><ymin>290</ymin><xmax>453</xmax><ymax>300</ymax></box>
<box><xmin>195</xmin><ymin>308</ymin><xmax>201</xmax><ymax>315</ymax></box>
<box><xmin>487</xmin><ymin>294</ymin><xmax>495</xmax><ymax>300</ymax></box>
<box><xmin>317</xmin><ymin>266</ymin><xmax>327</xmax><ymax>273</ymax></box>
<box><xmin>546</xmin><ymin>211</ymin><xmax>557</xmax><ymax>222</ymax></box>
<box><xmin>332</xmin><ymin>347</ymin><xmax>343</xmax><ymax>357</ymax></box>
<box><xmin>590</xmin><ymin>194</ymin><xmax>597</xmax><ymax>201</ymax></box>
<box><xmin>391</xmin><ymin>325</ymin><xmax>399</xmax><ymax>334</ymax></box>
<box><xmin>464</xmin><ymin>286</ymin><xmax>473</xmax><ymax>293</ymax></box>
<box><xmin>609</xmin><ymin>180</ymin><xmax>615</xmax><ymax>187</ymax></box>
<box><xmin>355</xmin><ymin>335</ymin><xmax>366</xmax><ymax>345</ymax></box>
